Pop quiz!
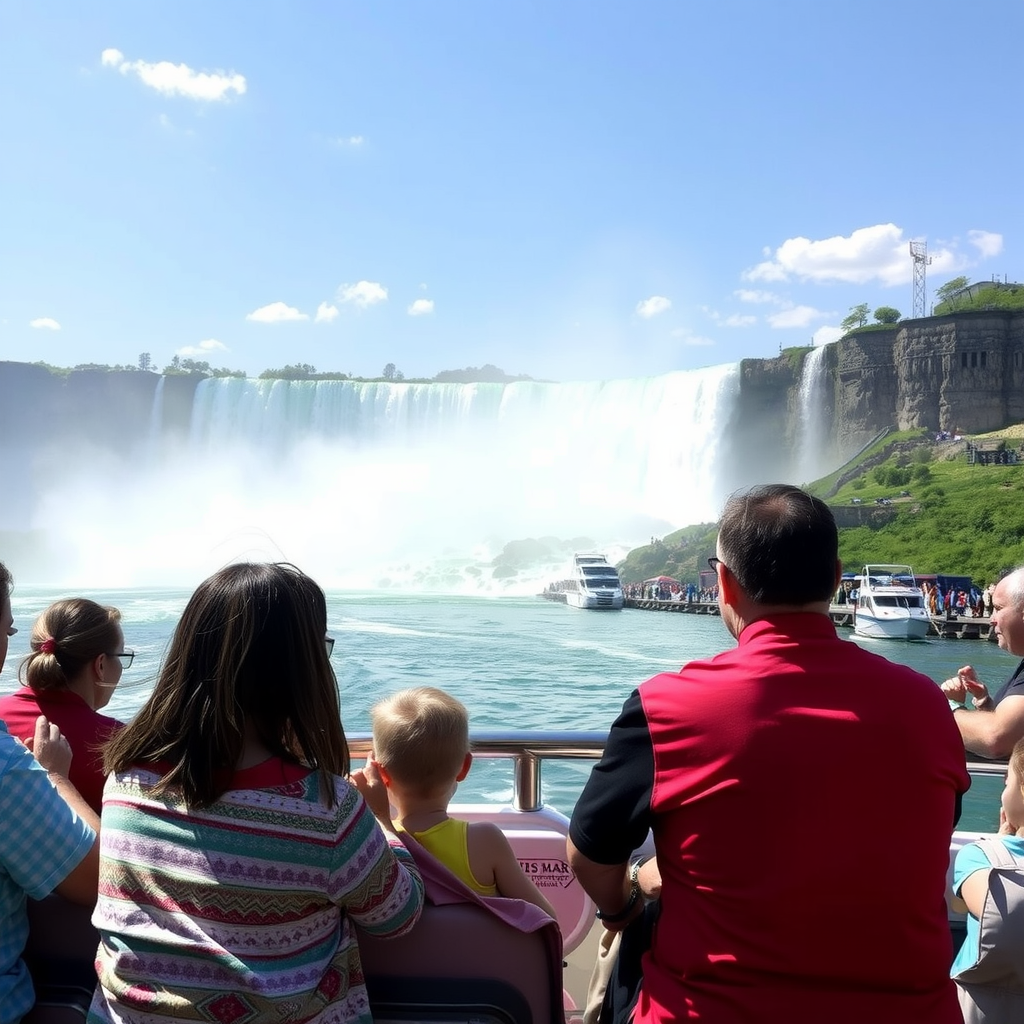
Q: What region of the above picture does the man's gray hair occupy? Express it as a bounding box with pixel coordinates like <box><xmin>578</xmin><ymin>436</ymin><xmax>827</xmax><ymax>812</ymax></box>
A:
<box><xmin>1003</xmin><ymin>567</ymin><xmax>1024</xmax><ymax>609</ymax></box>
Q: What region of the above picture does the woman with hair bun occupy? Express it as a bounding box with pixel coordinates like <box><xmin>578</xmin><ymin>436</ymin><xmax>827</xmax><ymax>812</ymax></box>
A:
<box><xmin>0</xmin><ymin>597</ymin><xmax>127</xmax><ymax>812</ymax></box>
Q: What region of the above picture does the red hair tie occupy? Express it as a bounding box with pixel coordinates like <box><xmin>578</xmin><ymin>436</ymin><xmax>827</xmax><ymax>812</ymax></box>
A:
<box><xmin>39</xmin><ymin>637</ymin><xmax>57</xmax><ymax>655</ymax></box>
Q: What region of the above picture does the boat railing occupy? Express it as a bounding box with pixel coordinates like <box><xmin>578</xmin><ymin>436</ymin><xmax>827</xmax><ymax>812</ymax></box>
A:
<box><xmin>349</xmin><ymin>730</ymin><xmax>606</xmax><ymax>813</ymax></box>
<box><xmin>349</xmin><ymin>730</ymin><xmax>1007</xmax><ymax>813</ymax></box>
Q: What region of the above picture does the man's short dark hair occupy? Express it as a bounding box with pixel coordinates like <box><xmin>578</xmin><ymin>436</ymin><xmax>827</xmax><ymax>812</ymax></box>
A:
<box><xmin>718</xmin><ymin>484</ymin><xmax>838</xmax><ymax>605</ymax></box>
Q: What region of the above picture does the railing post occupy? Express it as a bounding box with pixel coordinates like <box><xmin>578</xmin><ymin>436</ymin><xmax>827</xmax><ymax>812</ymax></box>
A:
<box><xmin>514</xmin><ymin>752</ymin><xmax>542</xmax><ymax>812</ymax></box>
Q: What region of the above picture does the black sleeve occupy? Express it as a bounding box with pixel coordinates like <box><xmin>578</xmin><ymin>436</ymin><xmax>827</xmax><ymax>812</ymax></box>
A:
<box><xmin>569</xmin><ymin>690</ymin><xmax>654</xmax><ymax>864</ymax></box>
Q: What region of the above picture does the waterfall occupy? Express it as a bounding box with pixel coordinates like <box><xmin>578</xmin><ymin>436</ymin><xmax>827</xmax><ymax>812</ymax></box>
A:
<box><xmin>795</xmin><ymin>344</ymin><xmax>831</xmax><ymax>484</ymax></box>
<box><xmin>4</xmin><ymin>360</ymin><xmax>841</xmax><ymax>589</ymax></box>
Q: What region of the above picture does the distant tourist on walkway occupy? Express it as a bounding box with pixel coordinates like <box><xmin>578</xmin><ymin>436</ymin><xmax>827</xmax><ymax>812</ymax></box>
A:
<box><xmin>942</xmin><ymin>566</ymin><xmax>1024</xmax><ymax>759</ymax></box>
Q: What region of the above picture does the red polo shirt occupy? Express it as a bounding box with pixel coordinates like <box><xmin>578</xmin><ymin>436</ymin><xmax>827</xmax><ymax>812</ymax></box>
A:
<box><xmin>571</xmin><ymin>613</ymin><xmax>970</xmax><ymax>1024</ymax></box>
<box><xmin>0</xmin><ymin>686</ymin><xmax>122</xmax><ymax>813</ymax></box>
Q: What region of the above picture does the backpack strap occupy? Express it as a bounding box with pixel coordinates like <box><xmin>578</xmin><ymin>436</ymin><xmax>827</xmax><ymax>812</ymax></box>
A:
<box><xmin>976</xmin><ymin>837</ymin><xmax>1024</xmax><ymax>870</ymax></box>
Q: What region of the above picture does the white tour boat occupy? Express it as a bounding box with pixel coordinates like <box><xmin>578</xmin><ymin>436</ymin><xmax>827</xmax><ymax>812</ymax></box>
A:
<box><xmin>853</xmin><ymin>564</ymin><xmax>931</xmax><ymax>640</ymax></box>
<box><xmin>562</xmin><ymin>553</ymin><xmax>624</xmax><ymax>610</ymax></box>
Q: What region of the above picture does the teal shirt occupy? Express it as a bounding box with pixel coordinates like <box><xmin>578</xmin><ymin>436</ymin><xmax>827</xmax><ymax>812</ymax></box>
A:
<box><xmin>951</xmin><ymin>835</ymin><xmax>1024</xmax><ymax>977</ymax></box>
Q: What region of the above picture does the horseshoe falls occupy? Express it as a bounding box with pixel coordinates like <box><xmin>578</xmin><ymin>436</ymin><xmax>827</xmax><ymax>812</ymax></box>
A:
<box><xmin>3</xmin><ymin>362</ymin><xmax>835</xmax><ymax>590</ymax></box>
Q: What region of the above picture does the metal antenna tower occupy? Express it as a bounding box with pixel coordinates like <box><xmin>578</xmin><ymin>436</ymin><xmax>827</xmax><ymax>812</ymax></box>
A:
<box><xmin>909</xmin><ymin>239</ymin><xmax>931</xmax><ymax>317</ymax></box>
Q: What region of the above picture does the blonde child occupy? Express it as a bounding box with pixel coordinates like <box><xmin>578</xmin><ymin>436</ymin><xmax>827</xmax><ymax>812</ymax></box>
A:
<box><xmin>365</xmin><ymin>686</ymin><xmax>557</xmax><ymax>919</ymax></box>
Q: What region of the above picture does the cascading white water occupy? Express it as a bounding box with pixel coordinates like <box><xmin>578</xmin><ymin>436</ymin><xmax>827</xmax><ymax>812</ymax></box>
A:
<box><xmin>24</xmin><ymin>366</ymin><xmax>742</xmax><ymax>589</ymax></box>
<box><xmin>15</xmin><ymin>358</ymin><xmax>845</xmax><ymax>589</ymax></box>
<box><xmin>795</xmin><ymin>344</ymin><xmax>831</xmax><ymax>484</ymax></box>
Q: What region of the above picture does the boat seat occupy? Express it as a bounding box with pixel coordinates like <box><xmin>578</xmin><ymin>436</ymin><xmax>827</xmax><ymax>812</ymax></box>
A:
<box><xmin>362</xmin><ymin>900</ymin><xmax>562</xmax><ymax>1024</ymax></box>
<box><xmin>22</xmin><ymin>893</ymin><xmax>98</xmax><ymax>1023</ymax></box>
<box><xmin>452</xmin><ymin>806</ymin><xmax>596</xmax><ymax>954</ymax></box>
<box><xmin>361</xmin><ymin>835</ymin><xmax>564</xmax><ymax>1024</ymax></box>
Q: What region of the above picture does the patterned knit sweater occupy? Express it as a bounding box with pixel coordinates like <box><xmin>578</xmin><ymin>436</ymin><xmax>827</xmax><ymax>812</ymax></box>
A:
<box><xmin>87</xmin><ymin>757</ymin><xmax>423</xmax><ymax>1024</ymax></box>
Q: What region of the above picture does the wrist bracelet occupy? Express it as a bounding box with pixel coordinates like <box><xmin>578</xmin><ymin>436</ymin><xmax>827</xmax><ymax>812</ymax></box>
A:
<box><xmin>595</xmin><ymin>859</ymin><xmax>645</xmax><ymax>922</ymax></box>
<box><xmin>948</xmin><ymin>699</ymin><xmax>966</xmax><ymax>712</ymax></box>
<box><xmin>974</xmin><ymin>695</ymin><xmax>994</xmax><ymax>710</ymax></box>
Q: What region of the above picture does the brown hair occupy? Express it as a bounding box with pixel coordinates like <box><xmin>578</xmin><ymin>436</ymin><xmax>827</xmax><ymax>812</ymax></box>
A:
<box><xmin>104</xmin><ymin>562</ymin><xmax>348</xmax><ymax>808</ymax></box>
<box><xmin>372</xmin><ymin>687</ymin><xmax>469</xmax><ymax>798</ymax></box>
<box><xmin>0</xmin><ymin>561</ymin><xmax>11</xmax><ymax>605</ymax></box>
<box><xmin>718</xmin><ymin>484</ymin><xmax>838</xmax><ymax>605</ymax></box>
<box><xmin>21</xmin><ymin>598</ymin><xmax>122</xmax><ymax>692</ymax></box>
<box><xmin>1011</xmin><ymin>737</ymin><xmax>1024</xmax><ymax>787</ymax></box>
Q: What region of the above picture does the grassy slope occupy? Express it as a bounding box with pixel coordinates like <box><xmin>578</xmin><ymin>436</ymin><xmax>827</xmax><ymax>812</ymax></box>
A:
<box><xmin>619</xmin><ymin>426</ymin><xmax>1024</xmax><ymax>586</ymax></box>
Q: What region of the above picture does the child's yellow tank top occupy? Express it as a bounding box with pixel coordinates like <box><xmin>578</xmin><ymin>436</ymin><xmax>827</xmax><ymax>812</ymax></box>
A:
<box><xmin>405</xmin><ymin>817</ymin><xmax>498</xmax><ymax>896</ymax></box>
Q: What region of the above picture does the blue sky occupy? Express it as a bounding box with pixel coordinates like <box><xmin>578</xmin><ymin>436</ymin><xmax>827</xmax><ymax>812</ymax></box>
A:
<box><xmin>1</xmin><ymin>0</ymin><xmax>1020</xmax><ymax>382</ymax></box>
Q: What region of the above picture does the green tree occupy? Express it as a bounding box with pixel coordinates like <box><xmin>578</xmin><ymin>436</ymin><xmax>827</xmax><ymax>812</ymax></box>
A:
<box><xmin>138</xmin><ymin>352</ymin><xmax>152</xmax><ymax>371</ymax></box>
<box><xmin>382</xmin><ymin>362</ymin><xmax>398</xmax><ymax>380</ymax></box>
<box><xmin>934</xmin><ymin>276</ymin><xmax>971</xmax><ymax>309</ymax></box>
<box><xmin>259</xmin><ymin>363</ymin><xmax>317</xmax><ymax>380</ymax></box>
<box><xmin>841</xmin><ymin>303</ymin><xmax>870</xmax><ymax>332</ymax></box>
<box><xmin>873</xmin><ymin>306</ymin><xmax>901</xmax><ymax>324</ymax></box>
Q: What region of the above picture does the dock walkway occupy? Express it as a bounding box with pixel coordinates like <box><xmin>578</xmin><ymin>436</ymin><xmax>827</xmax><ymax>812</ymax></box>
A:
<box><xmin>618</xmin><ymin>597</ymin><xmax>993</xmax><ymax>639</ymax></box>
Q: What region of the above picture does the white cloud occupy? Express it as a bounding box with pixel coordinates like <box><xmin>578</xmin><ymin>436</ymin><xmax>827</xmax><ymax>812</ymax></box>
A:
<box><xmin>101</xmin><ymin>48</ymin><xmax>246</xmax><ymax>101</ymax></box>
<box><xmin>246</xmin><ymin>301</ymin><xmax>309</xmax><ymax>323</ymax></box>
<box><xmin>408</xmin><ymin>298</ymin><xmax>434</xmax><ymax>316</ymax></box>
<box><xmin>734</xmin><ymin>289</ymin><xmax>782</xmax><ymax>305</ymax></box>
<box><xmin>177</xmin><ymin>338</ymin><xmax>227</xmax><ymax>357</ymax></box>
<box><xmin>333</xmin><ymin>135</ymin><xmax>364</xmax><ymax>147</ymax></box>
<box><xmin>636</xmin><ymin>295</ymin><xmax>671</xmax><ymax>319</ymax></box>
<box><xmin>812</xmin><ymin>326</ymin><xmax>844</xmax><ymax>347</ymax></box>
<box><xmin>767</xmin><ymin>305</ymin><xmax>829</xmax><ymax>329</ymax></box>
<box><xmin>338</xmin><ymin>281</ymin><xmax>388</xmax><ymax>307</ymax></box>
<box><xmin>670</xmin><ymin>327</ymin><xmax>715</xmax><ymax>347</ymax></box>
<box><xmin>29</xmin><ymin>317</ymin><xmax>61</xmax><ymax>330</ymax></box>
<box><xmin>743</xmin><ymin>223</ymin><xmax>960</xmax><ymax>287</ymax></box>
<box><xmin>315</xmin><ymin>302</ymin><xmax>339</xmax><ymax>323</ymax></box>
<box><xmin>702</xmin><ymin>306</ymin><xmax>756</xmax><ymax>328</ymax></box>
<box><xmin>968</xmin><ymin>230</ymin><xmax>1003</xmax><ymax>258</ymax></box>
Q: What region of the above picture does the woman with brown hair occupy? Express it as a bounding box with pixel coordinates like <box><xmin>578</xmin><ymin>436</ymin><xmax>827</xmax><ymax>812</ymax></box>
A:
<box><xmin>0</xmin><ymin>597</ymin><xmax>127</xmax><ymax>812</ymax></box>
<box><xmin>88</xmin><ymin>562</ymin><xmax>423</xmax><ymax>1024</ymax></box>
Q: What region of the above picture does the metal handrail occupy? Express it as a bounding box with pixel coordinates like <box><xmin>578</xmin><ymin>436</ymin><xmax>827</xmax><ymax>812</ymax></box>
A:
<box><xmin>347</xmin><ymin>730</ymin><xmax>1007</xmax><ymax>811</ymax></box>
<box><xmin>348</xmin><ymin>729</ymin><xmax>607</xmax><ymax>812</ymax></box>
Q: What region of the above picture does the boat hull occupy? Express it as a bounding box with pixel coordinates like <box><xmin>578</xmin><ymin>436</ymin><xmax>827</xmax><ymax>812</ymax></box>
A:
<box><xmin>854</xmin><ymin>612</ymin><xmax>931</xmax><ymax>640</ymax></box>
<box><xmin>565</xmin><ymin>590</ymin><xmax>623</xmax><ymax>610</ymax></box>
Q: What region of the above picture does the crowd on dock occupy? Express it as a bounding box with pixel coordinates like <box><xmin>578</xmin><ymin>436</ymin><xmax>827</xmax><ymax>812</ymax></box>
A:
<box><xmin>833</xmin><ymin>578</ymin><xmax>995</xmax><ymax>617</ymax></box>
<box><xmin>623</xmin><ymin>580</ymin><xmax>719</xmax><ymax>603</ymax></box>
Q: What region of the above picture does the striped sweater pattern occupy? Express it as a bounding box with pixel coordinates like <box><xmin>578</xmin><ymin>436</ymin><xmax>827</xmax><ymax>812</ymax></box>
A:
<box><xmin>87</xmin><ymin>760</ymin><xmax>423</xmax><ymax>1024</ymax></box>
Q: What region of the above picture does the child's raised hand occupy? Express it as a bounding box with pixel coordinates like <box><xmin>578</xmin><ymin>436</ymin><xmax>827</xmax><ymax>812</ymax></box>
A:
<box><xmin>351</xmin><ymin>755</ymin><xmax>394</xmax><ymax>828</ymax></box>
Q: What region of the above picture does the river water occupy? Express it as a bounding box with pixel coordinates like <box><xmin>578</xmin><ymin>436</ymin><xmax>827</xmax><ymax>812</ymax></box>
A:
<box><xmin>2</xmin><ymin>588</ymin><xmax>1010</xmax><ymax>830</ymax></box>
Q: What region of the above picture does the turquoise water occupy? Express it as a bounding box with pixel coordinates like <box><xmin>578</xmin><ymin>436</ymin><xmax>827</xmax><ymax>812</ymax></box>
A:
<box><xmin>2</xmin><ymin>588</ymin><xmax>1010</xmax><ymax>829</ymax></box>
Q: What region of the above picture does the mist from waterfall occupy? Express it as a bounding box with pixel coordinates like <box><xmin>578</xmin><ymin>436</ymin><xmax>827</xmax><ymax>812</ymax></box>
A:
<box><xmin>22</xmin><ymin>364</ymin><xmax>750</xmax><ymax>591</ymax></box>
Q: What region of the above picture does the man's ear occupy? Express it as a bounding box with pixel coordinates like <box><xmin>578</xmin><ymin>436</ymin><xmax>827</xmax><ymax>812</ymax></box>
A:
<box><xmin>455</xmin><ymin>752</ymin><xmax>472</xmax><ymax>782</ymax></box>
<box><xmin>718</xmin><ymin>561</ymin><xmax>741</xmax><ymax>608</ymax></box>
<box><xmin>834</xmin><ymin>559</ymin><xmax>843</xmax><ymax>590</ymax></box>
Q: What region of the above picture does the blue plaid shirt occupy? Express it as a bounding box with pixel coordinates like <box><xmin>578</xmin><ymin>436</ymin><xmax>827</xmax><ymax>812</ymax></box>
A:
<box><xmin>0</xmin><ymin>720</ymin><xmax>95</xmax><ymax>1024</ymax></box>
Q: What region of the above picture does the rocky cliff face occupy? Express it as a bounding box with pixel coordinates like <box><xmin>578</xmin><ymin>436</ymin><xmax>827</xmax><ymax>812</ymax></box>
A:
<box><xmin>737</xmin><ymin>310</ymin><xmax>1024</xmax><ymax>464</ymax></box>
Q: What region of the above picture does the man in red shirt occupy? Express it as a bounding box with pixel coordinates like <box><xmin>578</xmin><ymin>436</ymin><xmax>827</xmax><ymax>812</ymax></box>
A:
<box><xmin>568</xmin><ymin>484</ymin><xmax>969</xmax><ymax>1024</ymax></box>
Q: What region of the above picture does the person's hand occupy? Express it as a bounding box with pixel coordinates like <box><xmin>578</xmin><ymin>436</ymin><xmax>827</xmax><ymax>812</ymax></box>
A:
<box><xmin>999</xmin><ymin>808</ymin><xmax>1024</xmax><ymax>838</ymax></box>
<box><xmin>350</xmin><ymin>756</ymin><xmax>394</xmax><ymax>826</ymax></box>
<box><xmin>25</xmin><ymin>715</ymin><xmax>73</xmax><ymax>777</ymax></box>
<box><xmin>637</xmin><ymin>857</ymin><xmax>661</xmax><ymax>901</ymax></box>
<box><xmin>940</xmin><ymin>676</ymin><xmax>969</xmax><ymax>704</ymax></box>
<box><xmin>958</xmin><ymin>666</ymin><xmax>992</xmax><ymax>708</ymax></box>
